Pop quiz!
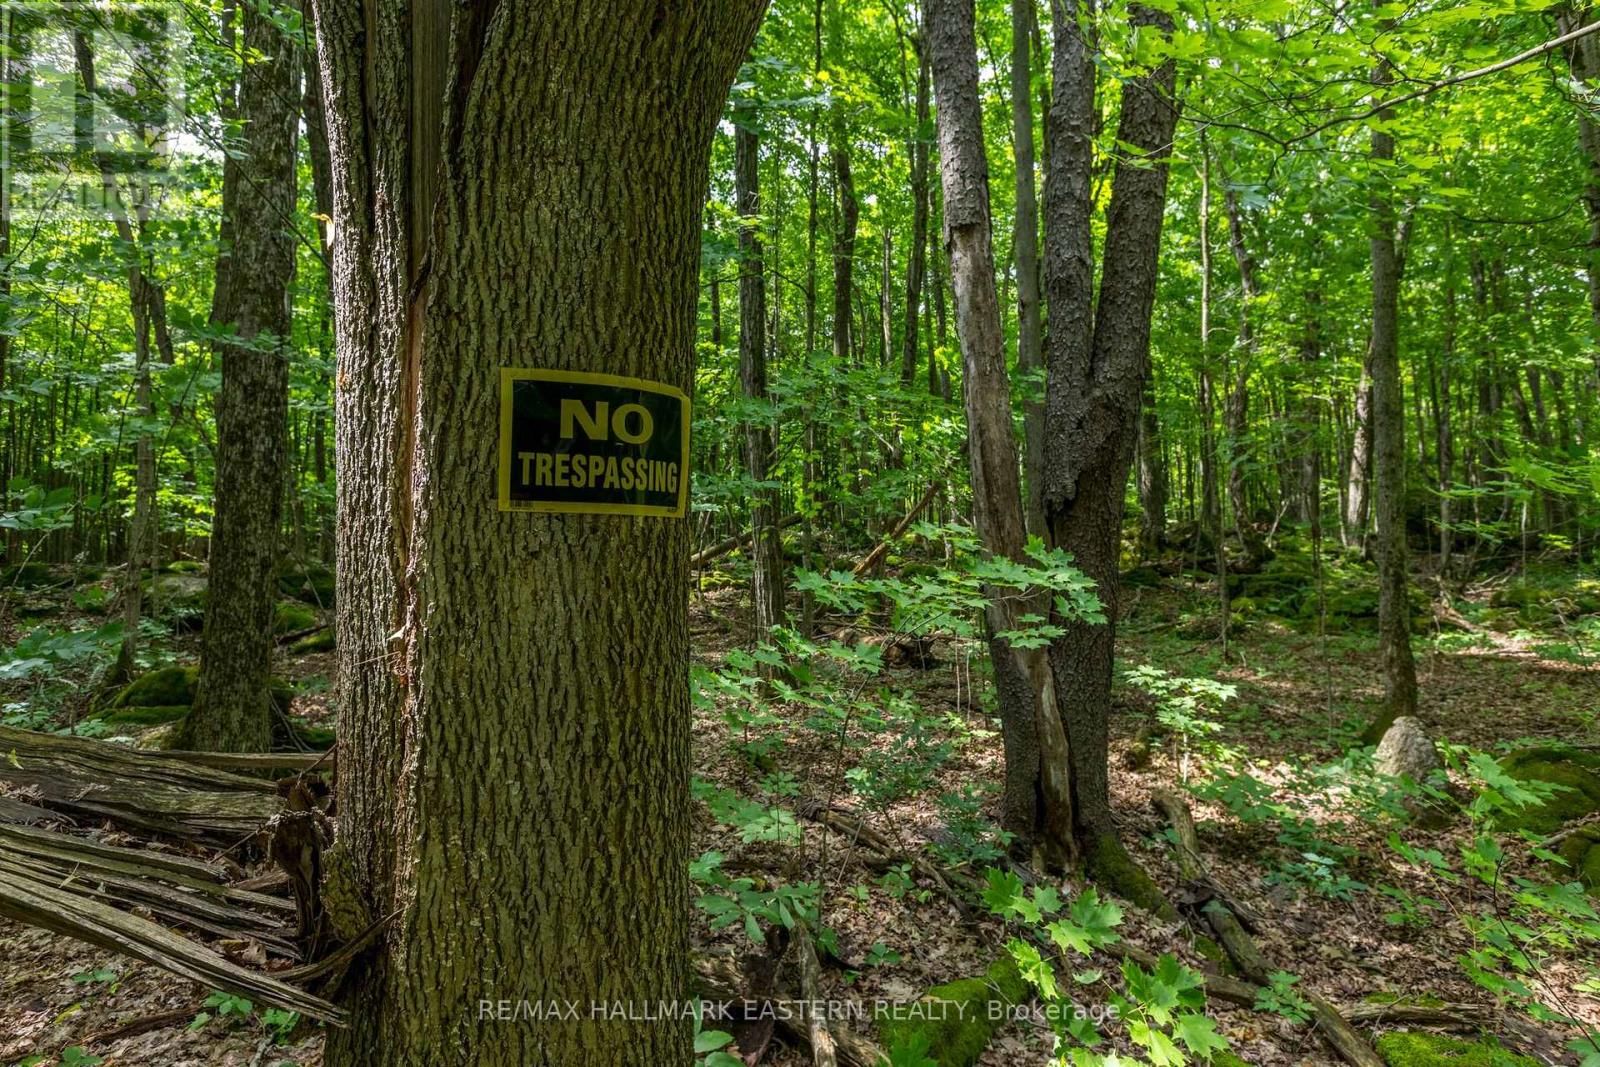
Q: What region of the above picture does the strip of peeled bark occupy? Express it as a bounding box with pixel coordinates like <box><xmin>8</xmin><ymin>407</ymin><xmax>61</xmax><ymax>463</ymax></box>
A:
<box><xmin>309</xmin><ymin>2</ymin><xmax>765</xmax><ymax>1063</ymax></box>
<box><xmin>185</xmin><ymin>2</ymin><xmax>299</xmax><ymax>752</ymax></box>
<box><xmin>928</xmin><ymin>0</ymin><xmax>1074</xmax><ymax>867</ymax></box>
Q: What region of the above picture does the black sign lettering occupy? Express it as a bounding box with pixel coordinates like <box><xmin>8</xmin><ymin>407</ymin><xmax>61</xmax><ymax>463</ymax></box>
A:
<box><xmin>498</xmin><ymin>369</ymin><xmax>689</xmax><ymax>517</ymax></box>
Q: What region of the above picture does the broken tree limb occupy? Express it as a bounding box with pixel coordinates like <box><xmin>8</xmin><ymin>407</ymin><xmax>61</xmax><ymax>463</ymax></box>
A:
<box><xmin>693</xmin><ymin>955</ymin><xmax>886</xmax><ymax>1067</ymax></box>
<box><xmin>0</xmin><ymin>863</ymin><xmax>344</xmax><ymax>1024</ymax></box>
<box><xmin>798</xmin><ymin>799</ymin><xmax>976</xmax><ymax>918</ymax></box>
<box><xmin>851</xmin><ymin>480</ymin><xmax>944</xmax><ymax>578</ymax></box>
<box><xmin>691</xmin><ymin>512</ymin><xmax>804</xmax><ymax>569</ymax></box>
<box><xmin>793</xmin><ymin>921</ymin><xmax>839</xmax><ymax>1067</ymax></box>
<box><xmin>1152</xmin><ymin>788</ymin><xmax>1385</xmax><ymax>1067</ymax></box>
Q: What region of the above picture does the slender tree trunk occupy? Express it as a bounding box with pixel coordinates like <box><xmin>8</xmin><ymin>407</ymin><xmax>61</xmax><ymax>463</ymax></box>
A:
<box><xmin>1012</xmin><ymin>0</ymin><xmax>1046</xmax><ymax>537</ymax></box>
<box><xmin>903</xmin><ymin>29</ymin><xmax>931</xmax><ymax>385</ymax></box>
<box><xmin>1042</xmin><ymin>0</ymin><xmax>1180</xmax><ymax>907</ymax></box>
<box><xmin>1136</xmin><ymin>374</ymin><xmax>1166</xmax><ymax>557</ymax></box>
<box><xmin>829</xmin><ymin>4</ymin><xmax>859</xmax><ymax>367</ymax></box>
<box><xmin>183</xmin><ymin>1</ymin><xmax>298</xmax><ymax>752</ymax></box>
<box><xmin>74</xmin><ymin>29</ymin><xmax>160</xmax><ymax>683</ymax></box>
<box><xmin>1438</xmin><ymin>224</ymin><xmax>1457</xmax><ymax>571</ymax></box>
<box><xmin>1365</xmin><ymin>34</ymin><xmax>1418</xmax><ymax>739</ymax></box>
<box><xmin>928</xmin><ymin>0</ymin><xmax>1074</xmax><ymax>866</ymax></box>
<box><xmin>736</xmin><ymin>111</ymin><xmax>785</xmax><ymax>637</ymax></box>
<box><xmin>309</xmin><ymin>2</ymin><xmax>765</xmax><ymax>1062</ymax></box>
<box><xmin>1197</xmin><ymin>134</ymin><xmax>1229</xmax><ymax>659</ymax></box>
<box><xmin>1560</xmin><ymin>6</ymin><xmax>1600</xmax><ymax>387</ymax></box>
<box><xmin>1344</xmin><ymin>356</ymin><xmax>1373</xmax><ymax>545</ymax></box>
<box><xmin>1222</xmin><ymin>180</ymin><xmax>1264</xmax><ymax>561</ymax></box>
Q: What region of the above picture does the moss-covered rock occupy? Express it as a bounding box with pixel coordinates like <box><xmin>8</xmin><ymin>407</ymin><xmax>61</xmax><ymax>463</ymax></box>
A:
<box><xmin>1492</xmin><ymin>746</ymin><xmax>1600</xmax><ymax>835</ymax></box>
<box><xmin>1121</xmin><ymin>565</ymin><xmax>1164</xmax><ymax>589</ymax></box>
<box><xmin>876</xmin><ymin>956</ymin><xmax>1027</xmax><ymax>1067</ymax></box>
<box><xmin>290</xmin><ymin>627</ymin><xmax>335</xmax><ymax>654</ymax></box>
<box><xmin>163</xmin><ymin>560</ymin><xmax>205</xmax><ymax>574</ymax></box>
<box><xmin>273</xmin><ymin>601</ymin><xmax>317</xmax><ymax>634</ymax></box>
<box><xmin>141</xmin><ymin>572</ymin><xmax>208</xmax><ymax>629</ymax></box>
<box><xmin>279</xmin><ymin>563</ymin><xmax>335</xmax><ymax>607</ymax></box>
<box><xmin>1555</xmin><ymin>825</ymin><xmax>1600</xmax><ymax>893</ymax></box>
<box><xmin>1375</xmin><ymin>1031</ymin><xmax>1538</xmax><ymax>1067</ymax></box>
<box><xmin>109</xmin><ymin>665</ymin><xmax>198</xmax><ymax>708</ymax></box>
<box><xmin>1</xmin><ymin>562</ymin><xmax>58</xmax><ymax>589</ymax></box>
<box><xmin>100</xmin><ymin>704</ymin><xmax>191</xmax><ymax>726</ymax></box>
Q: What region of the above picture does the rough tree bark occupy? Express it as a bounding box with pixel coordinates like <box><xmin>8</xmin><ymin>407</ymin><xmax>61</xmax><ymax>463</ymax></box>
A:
<box><xmin>1364</xmin><ymin>35</ymin><xmax>1419</xmax><ymax>740</ymax></box>
<box><xmin>736</xmin><ymin>108</ymin><xmax>785</xmax><ymax>637</ymax></box>
<box><xmin>183</xmin><ymin>2</ymin><xmax>298</xmax><ymax>752</ymax></box>
<box><xmin>927</xmin><ymin>0</ymin><xmax>1075</xmax><ymax>866</ymax></box>
<box><xmin>308</xmin><ymin>2</ymin><xmax>765</xmax><ymax>1063</ymax></box>
<box><xmin>1042</xmin><ymin>0</ymin><xmax>1180</xmax><ymax>907</ymax></box>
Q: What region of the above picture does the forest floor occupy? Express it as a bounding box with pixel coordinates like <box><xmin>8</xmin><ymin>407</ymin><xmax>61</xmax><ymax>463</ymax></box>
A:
<box><xmin>0</xmin><ymin>550</ymin><xmax>1597</xmax><ymax>1066</ymax></box>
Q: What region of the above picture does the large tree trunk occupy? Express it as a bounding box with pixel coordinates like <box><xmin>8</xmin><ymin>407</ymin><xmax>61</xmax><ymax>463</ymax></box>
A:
<box><xmin>1011</xmin><ymin>0</ymin><xmax>1046</xmax><ymax>537</ymax></box>
<box><xmin>927</xmin><ymin>0</ymin><xmax>1074</xmax><ymax>866</ymax></box>
<box><xmin>1042</xmin><ymin>0</ymin><xmax>1179</xmax><ymax>906</ymax></box>
<box><xmin>1364</xmin><ymin>37</ymin><xmax>1419</xmax><ymax>740</ymax></box>
<box><xmin>308</xmin><ymin>3</ymin><xmax>764</xmax><ymax>1063</ymax></box>
<box><xmin>736</xmin><ymin>111</ymin><xmax>786</xmax><ymax>637</ymax></box>
<box><xmin>183</xmin><ymin>2</ymin><xmax>298</xmax><ymax>752</ymax></box>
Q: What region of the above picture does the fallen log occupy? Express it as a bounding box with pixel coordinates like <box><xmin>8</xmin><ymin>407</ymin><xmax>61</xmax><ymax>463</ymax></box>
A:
<box><xmin>1152</xmin><ymin>788</ymin><xmax>1384</xmax><ymax>1067</ymax></box>
<box><xmin>691</xmin><ymin>513</ymin><xmax>803</xmax><ymax>569</ymax></box>
<box><xmin>0</xmin><ymin>724</ymin><xmax>280</xmax><ymax>841</ymax></box>
<box><xmin>0</xmin><ymin>863</ymin><xmax>344</xmax><ymax>1024</ymax></box>
<box><xmin>851</xmin><ymin>481</ymin><xmax>944</xmax><ymax>578</ymax></box>
<box><xmin>151</xmin><ymin>749</ymin><xmax>332</xmax><ymax>775</ymax></box>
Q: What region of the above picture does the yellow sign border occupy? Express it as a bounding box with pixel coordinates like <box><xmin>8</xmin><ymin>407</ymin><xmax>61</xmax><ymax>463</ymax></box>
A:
<box><xmin>497</xmin><ymin>367</ymin><xmax>691</xmax><ymax>518</ymax></box>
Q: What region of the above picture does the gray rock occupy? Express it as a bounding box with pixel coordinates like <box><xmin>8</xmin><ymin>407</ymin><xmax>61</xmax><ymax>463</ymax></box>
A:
<box><xmin>1375</xmin><ymin>716</ymin><xmax>1442</xmax><ymax>783</ymax></box>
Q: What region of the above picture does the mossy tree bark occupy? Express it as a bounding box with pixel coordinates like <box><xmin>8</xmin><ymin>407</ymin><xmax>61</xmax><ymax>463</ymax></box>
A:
<box><xmin>1041</xmin><ymin>0</ymin><xmax>1180</xmax><ymax>904</ymax></box>
<box><xmin>309</xmin><ymin>2</ymin><xmax>764</xmax><ymax>1063</ymax></box>
<box><xmin>184</xmin><ymin>2</ymin><xmax>298</xmax><ymax>753</ymax></box>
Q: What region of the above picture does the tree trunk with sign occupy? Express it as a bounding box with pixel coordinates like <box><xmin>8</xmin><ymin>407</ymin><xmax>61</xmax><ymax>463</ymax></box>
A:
<box><xmin>308</xmin><ymin>2</ymin><xmax>765</xmax><ymax>1063</ymax></box>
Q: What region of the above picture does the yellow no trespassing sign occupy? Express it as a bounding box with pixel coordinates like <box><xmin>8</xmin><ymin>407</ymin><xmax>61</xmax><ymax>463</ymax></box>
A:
<box><xmin>497</xmin><ymin>368</ymin><xmax>690</xmax><ymax>518</ymax></box>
